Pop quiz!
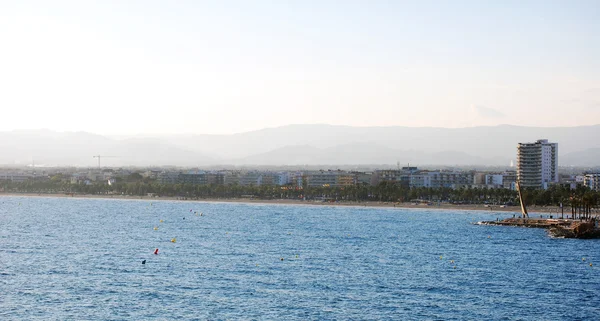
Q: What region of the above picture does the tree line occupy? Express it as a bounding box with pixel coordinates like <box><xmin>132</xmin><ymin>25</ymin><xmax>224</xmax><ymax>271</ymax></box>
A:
<box><xmin>1</xmin><ymin>179</ymin><xmax>599</xmax><ymax>210</ymax></box>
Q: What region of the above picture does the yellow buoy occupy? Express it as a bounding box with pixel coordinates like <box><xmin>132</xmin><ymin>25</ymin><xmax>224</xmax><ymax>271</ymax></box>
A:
<box><xmin>153</xmin><ymin>227</ymin><xmax>158</xmax><ymax>231</ymax></box>
<box><xmin>171</xmin><ymin>238</ymin><xmax>176</xmax><ymax>243</ymax></box>
<box><xmin>440</xmin><ymin>256</ymin><xmax>443</xmax><ymax>260</ymax></box>
<box><xmin>453</xmin><ymin>266</ymin><xmax>456</xmax><ymax>269</ymax></box>
<box><xmin>582</xmin><ymin>258</ymin><xmax>586</xmax><ymax>261</ymax></box>
<box><xmin>590</xmin><ymin>263</ymin><xmax>593</xmax><ymax>267</ymax></box>
<box><xmin>159</xmin><ymin>219</ymin><xmax>164</xmax><ymax>223</ymax></box>
<box><xmin>296</xmin><ymin>255</ymin><xmax>299</xmax><ymax>258</ymax></box>
<box><xmin>450</xmin><ymin>260</ymin><xmax>454</xmax><ymax>264</ymax></box>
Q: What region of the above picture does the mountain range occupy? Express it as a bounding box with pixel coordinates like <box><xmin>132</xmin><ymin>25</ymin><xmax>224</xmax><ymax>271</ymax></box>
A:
<box><xmin>1</xmin><ymin>124</ymin><xmax>599</xmax><ymax>167</ymax></box>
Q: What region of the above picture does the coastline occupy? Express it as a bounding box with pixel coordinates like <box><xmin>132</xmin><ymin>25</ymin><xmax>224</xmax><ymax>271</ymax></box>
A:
<box><xmin>0</xmin><ymin>192</ymin><xmax>566</xmax><ymax>214</ymax></box>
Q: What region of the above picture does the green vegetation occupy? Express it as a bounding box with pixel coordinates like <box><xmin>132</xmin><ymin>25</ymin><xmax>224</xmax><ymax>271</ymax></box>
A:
<box><xmin>1</xmin><ymin>180</ymin><xmax>599</xmax><ymax>211</ymax></box>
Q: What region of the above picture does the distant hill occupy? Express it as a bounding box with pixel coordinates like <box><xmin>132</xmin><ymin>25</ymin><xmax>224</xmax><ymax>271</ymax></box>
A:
<box><xmin>0</xmin><ymin>130</ymin><xmax>215</xmax><ymax>167</ymax></box>
<box><xmin>560</xmin><ymin>148</ymin><xmax>600</xmax><ymax>167</ymax></box>
<box><xmin>160</xmin><ymin>124</ymin><xmax>600</xmax><ymax>157</ymax></box>
<box><xmin>0</xmin><ymin>124</ymin><xmax>599</xmax><ymax>167</ymax></box>
<box><xmin>236</xmin><ymin>143</ymin><xmax>499</xmax><ymax>166</ymax></box>
<box><xmin>162</xmin><ymin>124</ymin><xmax>600</xmax><ymax>166</ymax></box>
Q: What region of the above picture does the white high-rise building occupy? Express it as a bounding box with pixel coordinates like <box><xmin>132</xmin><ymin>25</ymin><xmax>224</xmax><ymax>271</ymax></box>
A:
<box><xmin>517</xmin><ymin>139</ymin><xmax>558</xmax><ymax>189</ymax></box>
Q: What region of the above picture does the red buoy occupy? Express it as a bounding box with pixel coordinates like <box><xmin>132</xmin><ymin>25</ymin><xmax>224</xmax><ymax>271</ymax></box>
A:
<box><xmin>154</xmin><ymin>248</ymin><xmax>159</xmax><ymax>255</ymax></box>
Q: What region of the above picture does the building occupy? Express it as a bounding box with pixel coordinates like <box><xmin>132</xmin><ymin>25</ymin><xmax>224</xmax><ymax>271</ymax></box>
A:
<box><xmin>372</xmin><ymin>170</ymin><xmax>410</xmax><ymax>187</ymax></box>
<box><xmin>288</xmin><ymin>171</ymin><xmax>304</xmax><ymax>187</ymax></box>
<box><xmin>502</xmin><ymin>171</ymin><xmax>517</xmax><ymax>190</ymax></box>
<box><xmin>224</xmin><ymin>171</ymin><xmax>241</xmax><ymax>185</ymax></box>
<box><xmin>354</xmin><ymin>172</ymin><xmax>374</xmax><ymax>186</ymax></box>
<box><xmin>584</xmin><ymin>174</ymin><xmax>600</xmax><ymax>192</ymax></box>
<box><xmin>427</xmin><ymin>171</ymin><xmax>474</xmax><ymax>189</ymax></box>
<box><xmin>409</xmin><ymin>174</ymin><xmax>431</xmax><ymax>188</ymax></box>
<box><xmin>179</xmin><ymin>172</ymin><xmax>210</xmax><ymax>185</ymax></box>
<box><xmin>238</xmin><ymin>171</ymin><xmax>263</xmax><ymax>186</ymax></box>
<box><xmin>158</xmin><ymin>171</ymin><xmax>180</xmax><ymax>185</ymax></box>
<box><xmin>517</xmin><ymin>139</ymin><xmax>558</xmax><ymax>189</ymax></box>
<box><xmin>485</xmin><ymin>174</ymin><xmax>503</xmax><ymax>186</ymax></box>
<box><xmin>305</xmin><ymin>170</ymin><xmax>356</xmax><ymax>188</ymax></box>
<box><xmin>0</xmin><ymin>171</ymin><xmax>33</xmax><ymax>183</ymax></box>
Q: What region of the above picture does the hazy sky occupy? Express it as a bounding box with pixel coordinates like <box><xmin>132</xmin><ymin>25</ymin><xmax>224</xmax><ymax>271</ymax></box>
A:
<box><xmin>1</xmin><ymin>1</ymin><xmax>599</xmax><ymax>135</ymax></box>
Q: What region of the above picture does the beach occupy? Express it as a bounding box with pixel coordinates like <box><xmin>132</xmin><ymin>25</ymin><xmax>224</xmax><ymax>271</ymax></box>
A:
<box><xmin>0</xmin><ymin>192</ymin><xmax>566</xmax><ymax>215</ymax></box>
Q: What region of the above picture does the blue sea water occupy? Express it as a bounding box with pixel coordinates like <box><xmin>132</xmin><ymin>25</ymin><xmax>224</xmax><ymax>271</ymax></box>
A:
<box><xmin>0</xmin><ymin>196</ymin><xmax>598</xmax><ymax>320</ymax></box>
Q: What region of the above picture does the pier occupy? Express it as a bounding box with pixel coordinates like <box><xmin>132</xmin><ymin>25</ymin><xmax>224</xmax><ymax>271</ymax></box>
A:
<box><xmin>478</xmin><ymin>217</ymin><xmax>572</xmax><ymax>229</ymax></box>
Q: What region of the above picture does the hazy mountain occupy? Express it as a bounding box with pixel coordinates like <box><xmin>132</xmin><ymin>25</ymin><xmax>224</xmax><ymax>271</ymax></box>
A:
<box><xmin>0</xmin><ymin>124</ymin><xmax>598</xmax><ymax>167</ymax></box>
<box><xmin>560</xmin><ymin>148</ymin><xmax>600</xmax><ymax>167</ymax></box>
<box><xmin>0</xmin><ymin>130</ymin><xmax>215</xmax><ymax>167</ymax></box>
<box><xmin>236</xmin><ymin>143</ymin><xmax>501</xmax><ymax>166</ymax></box>
<box><xmin>163</xmin><ymin>124</ymin><xmax>600</xmax><ymax>162</ymax></box>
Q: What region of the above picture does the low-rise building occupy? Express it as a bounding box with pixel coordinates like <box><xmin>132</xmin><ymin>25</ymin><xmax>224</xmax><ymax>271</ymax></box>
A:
<box><xmin>158</xmin><ymin>171</ymin><xmax>180</xmax><ymax>185</ymax></box>
<box><xmin>584</xmin><ymin>173</ymin><xmax>600</xmax><ymax>191</ymax></box>
<box><xmin>306</xmin><ymin>170</ymin><xmax>356</xmax><ymax>188</ymax></box>
<box><xmin>239</xmin><ymin>171</ymin><xmax>263</xmax><ymax>186</ymax></box>
<box><xmin>0</xmin><ymin>171</ymin><xmax>34</xmax><ymax>183</ymax></box>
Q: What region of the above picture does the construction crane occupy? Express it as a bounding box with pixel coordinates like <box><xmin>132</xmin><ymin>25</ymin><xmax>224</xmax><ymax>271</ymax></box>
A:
<box><xmin>92</xmin><ymin>155</ymin><xmax>117</xmax><ymax>169</ymax></box>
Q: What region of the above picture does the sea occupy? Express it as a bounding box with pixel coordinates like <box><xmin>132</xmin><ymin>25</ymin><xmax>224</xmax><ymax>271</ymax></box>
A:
<box><xmin>1</xmin><ymin>196</ymin><xmax>599</xmax><ymax>320</ymax></box>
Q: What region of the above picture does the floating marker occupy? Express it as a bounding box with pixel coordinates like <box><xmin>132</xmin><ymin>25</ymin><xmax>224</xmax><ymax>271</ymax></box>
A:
<box><xmin>450</xmin><ymin>260</ymin><xmax>454</xmax><ymax>264</ymax></box>
<box><xmin>160</xmin><ymin>219</ymin><xmax>164</xmax><ymax>223</ymax></box>
<box><xmin>590</xmin><ymin>263</ymin><xmax>593</xmax><ymax>267</ymax></box>
<box><xmin>154</xmin><ymin>248</ymin><xmax>159</xmax><ymax>255</ymax></box>
<box><xmin>582</xmin><ymin>258</ymin><xmax>586</xmax><ymax>261</ymax></box>
<box><xmin>142</xmin><ymin>260</ymin><xmax>146</xmax><ymax>265</ymax></box>
<box><xmin>440</xmin><ymin>256</ymin><xmax>443</xmax><ymax>260</ymax></box>
<box><xmin>171</xmin><ymin>238</ymin><xmax>176</xmax><ymax>243</ymax></box>
<box><xmin>296</xmin><ymin>255</ymin><xmax>299</xmax><ymax>258</ymax></box>
<box><xmin>153</xmin><ymin>227</ymin><xmax>158</xmax><ymax>231</ymax></box>
<box><xmin>280</xmin><ymin>258</ymin><xmax>284</xmax><ymax>261</ymax></box>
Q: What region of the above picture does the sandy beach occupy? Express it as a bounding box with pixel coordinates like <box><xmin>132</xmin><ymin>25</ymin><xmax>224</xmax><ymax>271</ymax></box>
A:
<box><xmin>0</xmin><ymin>192</ymin><xmax>568</xmax><ymax>215</ymax></box>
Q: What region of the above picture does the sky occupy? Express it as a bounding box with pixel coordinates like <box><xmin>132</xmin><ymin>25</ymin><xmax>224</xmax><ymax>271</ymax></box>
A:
<box><xmin>0</xmin><ymin>0</ymin><xmax>599</xmax><ymax>135</ymax></box>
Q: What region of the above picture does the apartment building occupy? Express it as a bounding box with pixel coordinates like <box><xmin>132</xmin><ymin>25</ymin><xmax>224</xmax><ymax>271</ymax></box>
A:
<box><xmin>517</xmin><ymin>139</ymin><xmax>558</xmax><ymax>189</ymax></box>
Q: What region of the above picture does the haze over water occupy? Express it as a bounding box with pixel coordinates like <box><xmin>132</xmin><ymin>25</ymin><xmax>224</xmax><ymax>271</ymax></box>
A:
<box><xmin>1</xmin><ymin>196</ymin><xmax>599</xmax><ymax>320</ymax></box>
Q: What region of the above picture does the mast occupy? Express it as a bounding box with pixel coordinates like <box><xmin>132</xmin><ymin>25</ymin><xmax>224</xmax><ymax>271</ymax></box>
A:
<box><xmin>516</xmin><ymin>180</ymin><xmax>528</xmax><ymax>218</ymax></box>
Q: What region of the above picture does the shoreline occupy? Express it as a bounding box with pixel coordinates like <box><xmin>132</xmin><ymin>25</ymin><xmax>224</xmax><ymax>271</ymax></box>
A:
<box><xmin>0</xmin><ymin>192</ymin><xmax>568</xmax><ymax>215</ymax></box>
